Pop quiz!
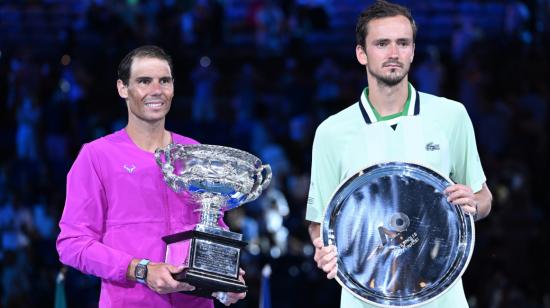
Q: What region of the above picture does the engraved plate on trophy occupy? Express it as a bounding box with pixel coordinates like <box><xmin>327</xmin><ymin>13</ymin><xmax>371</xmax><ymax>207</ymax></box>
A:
<box><xmin>322</xmin><ymin>162</ymin><xmax>474</xmax><ymax>307</ymax></box>
<box><xmin>155</xmin><ymin>144</ymin><xmax>272</xmax><ymax>296</ymax></box>
<box><xmin>193</xmin><ymin>240</ymin><xmax>239</xmax><ymax>276</ymax></box>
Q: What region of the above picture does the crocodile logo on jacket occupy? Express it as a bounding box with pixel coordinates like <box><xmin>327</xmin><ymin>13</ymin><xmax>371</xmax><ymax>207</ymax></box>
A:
<box><xmin>425</xmin><ymin>142</ymin><xmax>440</xmax><ymax>151</ymax></box>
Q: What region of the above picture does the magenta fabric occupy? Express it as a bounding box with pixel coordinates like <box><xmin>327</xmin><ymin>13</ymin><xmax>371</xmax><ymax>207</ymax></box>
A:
<box><xmin>57</xmin><ymin>129</ymin><xmax>222</xmax><ymax>308</ymax></box>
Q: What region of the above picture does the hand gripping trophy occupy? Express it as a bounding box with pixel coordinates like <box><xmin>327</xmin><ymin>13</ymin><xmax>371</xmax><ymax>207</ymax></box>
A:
<box><xmin>155</xmin><ymin>143</ymin><xmax>272</xmax><ymax>297</ymax></box>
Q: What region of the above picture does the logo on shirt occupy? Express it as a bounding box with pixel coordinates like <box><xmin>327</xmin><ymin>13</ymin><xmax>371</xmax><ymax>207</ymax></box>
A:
<box><xmin>425</xmin><ymin>142</ymin><xmax>440</xmax><ymax>151</ymax></box>
<box><xmin>123</xmin><ymin>164</ymin><xmax>136</xmax><ymax>173</ymax></box>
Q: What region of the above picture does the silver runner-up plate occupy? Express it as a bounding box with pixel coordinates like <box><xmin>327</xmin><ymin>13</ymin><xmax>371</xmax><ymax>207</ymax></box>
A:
<box><xmin>321</xmin><ymin>162</ymin><xmax>474</xmax><ymax>307</ymax></box>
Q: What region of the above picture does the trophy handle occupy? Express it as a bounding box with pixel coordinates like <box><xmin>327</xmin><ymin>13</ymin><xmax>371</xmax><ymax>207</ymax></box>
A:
<box><xmin>259</xmin><ymin>164</ymin><xmax>272</xmax><ymax>191</ymax></box>
<box><xmin>155</xmin><ymin>144</ymin><xmax>177</xmax><ymax>181</ymax></box>
<box><xmin>155</xmin><ymin>144</ymin><xmax>171</xmax><ymax>166</ymax></box>
<box><xmin>244</xmin><ymin>164</ymin><xmax>272</xmax><ymax>203</ymax></box>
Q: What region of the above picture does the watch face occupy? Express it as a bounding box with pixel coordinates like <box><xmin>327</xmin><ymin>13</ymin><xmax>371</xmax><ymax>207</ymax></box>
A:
<box><xmin>136</xmin><ymin>265</ymin><xmax>147</xmax><ymax>279</ymax></box>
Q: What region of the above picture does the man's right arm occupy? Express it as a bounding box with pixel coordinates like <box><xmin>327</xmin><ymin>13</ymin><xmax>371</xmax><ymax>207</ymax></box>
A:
<box><xmin>57</xmin><ymin>145</ymin><xmax>196</xmax><ymax>293</ymax></box>
<box><xmin>306</xmin><ymin>123</ymin><xmax>340</xmax><ymax>280</ymax></box>
<box><xmin>56</xmin><ymin>144</ymin><xmax>135</xmax><ymax>283</ymax></box>
<box><xmin>309</xmin><ymin>222</ymin><xmax>338</xmax><ymax>279</ymax></box>
<box><xmin>126</xmin><ymin>259</ymin><xmax>195</xmax><ymax>293</ymax></box>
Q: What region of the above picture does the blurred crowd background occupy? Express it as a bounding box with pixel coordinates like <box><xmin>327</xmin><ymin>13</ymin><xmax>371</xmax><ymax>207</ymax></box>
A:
<box><xmin>1</xmin><ymin>0</ymin><xmax>549</xmax><ymax>307</ymax></box>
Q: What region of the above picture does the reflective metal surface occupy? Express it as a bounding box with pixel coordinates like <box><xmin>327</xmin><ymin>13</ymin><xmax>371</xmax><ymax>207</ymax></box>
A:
<box><xmin>155</xmin><ymin>144</ymin><xmax>272</xmax><ymax>227</ymax></box>
<box><xmin>157</xmin><ymin>144</ymin><xmax>271</xmax><ymax>295</ymax></box>
<box><xmin>322</xmin><ymin>162</ymin><xmax>474</xmax><ymax>307</ymax></box>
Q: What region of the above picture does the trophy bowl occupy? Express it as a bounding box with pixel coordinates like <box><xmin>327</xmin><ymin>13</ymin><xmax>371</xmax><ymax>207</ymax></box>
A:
<box><xmin>322</xmin><ymin>162</ymin><xmax>474</xmax><ymax>307</ymax></box>
<box><xmin>155</xmin><ymin>143</ymin><xmax>272</xmax><ymax>297</ymax></box>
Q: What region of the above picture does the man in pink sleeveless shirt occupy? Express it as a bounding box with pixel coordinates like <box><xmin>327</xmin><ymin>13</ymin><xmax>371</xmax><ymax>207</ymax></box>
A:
<box><xmin>56</xmin><ymin>45</ymin><xmax>246</xmax><ymax>307</ymax></box>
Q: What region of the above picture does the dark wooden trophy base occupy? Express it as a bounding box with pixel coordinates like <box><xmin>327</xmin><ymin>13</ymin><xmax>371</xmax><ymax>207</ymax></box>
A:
<box><xmin>162</xmin><ymin>228</ymin><xmax>248</xmax><ymax>298</ymax></box>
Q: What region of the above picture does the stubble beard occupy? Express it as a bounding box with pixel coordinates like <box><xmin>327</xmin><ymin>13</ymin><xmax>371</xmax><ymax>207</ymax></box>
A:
<box><xmin>367</xmin><ymin>64</ymin><xmax>409</xmax><ymax>87</ymax></box>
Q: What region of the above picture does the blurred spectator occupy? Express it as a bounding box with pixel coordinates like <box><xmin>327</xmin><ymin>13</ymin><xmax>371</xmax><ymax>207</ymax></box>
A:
<box><xmin>261</xmin><ymin>187</ymin><xmax>290</xmax><ymax>258</ymax></box>
<box><xmin>451</xmin><ymin>16</ymin><xmax>483</xmax><ymax>62</ymax></box>
<box><xmin>32</xmin><ymin>196</ymin><xmax>56</xmax><ymax>241</ymax></box>
<box><xmin>0</xmin><ymin>193</ymin><xmax>33</xmax><ymax>253</ymax></box>
<box><xmin>412</xmin><ymin>45</ymin><xmax>445</xmax><ymax>96</ymax></box>
<box><xmin>2</xmin><ymin>250</ymin><xmax>32</xmax><ymax>307</ymax></box>
<box><xmin>505</xmin><ymin>0</ymin><xmax>532</xmax><ymax>43</ymax></box>
<box><xmin>187</xmin><ymin>0</ymin><xmax>225</xmax><ymax>50</ymax></box>
<box><xmin>476</xmin><ymin>96</ymin><xmax>512</xmax><ymax>158</ymax></box>
<box><xmin>0</xmin><ymin>1</ymin><xmax>548</xmax><ymax>307</ymax></box>
<box><xmin>190</xmin><ymin>56</ymin><xmax>220</xmax><ymax>123</ymax></box>
<box><xmin>259</xmin><ymin>143</ymin><xmax>291</xmax><ymax>189</ymax></box>
<box><xmin>254</xmin><ymin>0</ymin><xmax>287</xmax><ymax>56</ymax></box>
<box><xmin>15</xmin><ymin>95</ymin><xmax>41</xmax><ymax>162</ymax></box>
<box><xmin>314</xmin><ymin>57</ymin><xmax>341</xmax><ymax>103</ymax></box>
<box><xmin>295</xmin><ymin>0</ymin><xmax>331</xmax><ymax>31</ymax></box>
<box><xmin>457</xmin><ymin>55</ymin><xmax>484</xmax><ymax>123</ymax></box>
<box><xmin>232</xmin><ymin>63</ymin><xmax>259</xmax><ymax>122</ymax></box>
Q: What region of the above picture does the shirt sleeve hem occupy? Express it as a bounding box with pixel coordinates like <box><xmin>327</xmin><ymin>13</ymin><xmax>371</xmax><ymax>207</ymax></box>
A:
<box><xmin>117</xmin><ymin>254</ymin><xmax>135</xmax><ymax>283</ymax></box>
<box><xmin>305</xmin><ymin>212</ymin><xmax>322</xmax><ymax>224</ymax></box>
<box><xmin>471</xmin><ymin>177</ymin><xmax>486</xmax><ymax>194</ymax></box>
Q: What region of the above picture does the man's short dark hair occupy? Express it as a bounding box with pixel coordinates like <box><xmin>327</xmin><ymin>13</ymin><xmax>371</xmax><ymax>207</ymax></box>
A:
<box><xmin>355</xmin><ymin>0</ymin><xmax>417</xmax><ymax>48</ymax></box>
<box><xmin>117</xmin><ymin>45</ymin><xmax>173</xmax><ymax>85</ymax></box>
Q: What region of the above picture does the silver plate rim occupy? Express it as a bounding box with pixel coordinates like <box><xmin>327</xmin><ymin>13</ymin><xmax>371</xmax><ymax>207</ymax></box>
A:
<box><xmin>320</xmin><ymin>161</ymin><xmax>475</xmax><ymax>308</ymax></box>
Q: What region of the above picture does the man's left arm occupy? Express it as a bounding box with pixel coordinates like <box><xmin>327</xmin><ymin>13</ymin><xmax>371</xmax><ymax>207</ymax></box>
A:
<box><xmin>473</xmin><ymin>183</ymin><xmax>492</xmax><ymax>220</ymax></box>
<box><xmin>447</xmin><ymin>103</ymin><xmax>492</xmax><ymax>221</ymax></box>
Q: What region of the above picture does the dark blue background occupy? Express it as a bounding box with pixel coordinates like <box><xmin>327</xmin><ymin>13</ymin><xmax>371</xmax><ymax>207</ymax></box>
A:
<box><xmin>1</xmin><ymin>0</ymin><xmax>548</xmax><ymax>307</ymax></box>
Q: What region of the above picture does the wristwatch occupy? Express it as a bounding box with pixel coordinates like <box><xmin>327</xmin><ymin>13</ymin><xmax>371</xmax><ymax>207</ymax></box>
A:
<box><xmin>135</xmin><ymin>259</ymin><xmax>150</xmax><ymax>284</ymax></box>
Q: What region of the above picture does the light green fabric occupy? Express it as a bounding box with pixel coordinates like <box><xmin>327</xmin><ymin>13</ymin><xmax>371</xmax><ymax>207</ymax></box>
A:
<box><xmin>306</xmin><ymin>84</ymin><xmax>485</xmax><ymax>308</ymax></box>
<box><xmin>341</xmin><ymin>279</ymin><xmax>468</xmax><ymax>308</ymax></box>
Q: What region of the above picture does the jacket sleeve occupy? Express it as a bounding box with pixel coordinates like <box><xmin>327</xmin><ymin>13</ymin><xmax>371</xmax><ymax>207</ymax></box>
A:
<box><xmin>449</xmin><ymin>104</ymin><xmax>486</xmax><ymax>193</ymax></box>
<box><xmin>56</xmin><ymin>144</ymin><xmax>133</xmax><ymax>283</ymax></box>
<box><xmin>306</xmin><ymin>121</ymin><xmax>340</xmax><ymax>223</ymax></box>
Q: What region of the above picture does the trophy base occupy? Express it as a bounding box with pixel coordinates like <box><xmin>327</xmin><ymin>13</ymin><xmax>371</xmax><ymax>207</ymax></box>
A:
<box><xmin>174</xmin><ymin>267</ymin><xmax>247</xmax><ymax>297</ymax></box>
<box><xmin>162</xmin><ymin>227</ymin><xmax>248</xmax><ymax>298</ymax></box>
